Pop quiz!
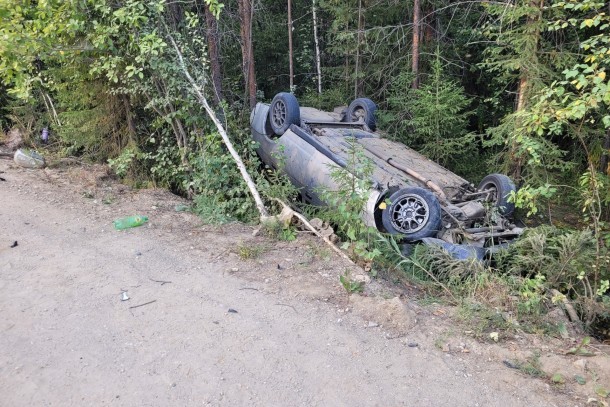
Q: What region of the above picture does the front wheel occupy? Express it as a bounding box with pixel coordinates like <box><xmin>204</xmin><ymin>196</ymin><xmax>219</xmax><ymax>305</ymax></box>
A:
<box><xmin>477</xmin><ymin>173</ymin><xmax>516</xmax><ymax>216</ymax></box>
<box><xmin>381</xmin><ymin>187</ymin><xmax>442</xmax><ymax>241</ymax></box>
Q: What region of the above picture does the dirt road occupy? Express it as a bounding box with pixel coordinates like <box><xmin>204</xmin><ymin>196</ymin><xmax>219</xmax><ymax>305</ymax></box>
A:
<box><xmin>0</xmin><ymin>161</ymin><xmax>581</xmax><ymax>406</ymax></box>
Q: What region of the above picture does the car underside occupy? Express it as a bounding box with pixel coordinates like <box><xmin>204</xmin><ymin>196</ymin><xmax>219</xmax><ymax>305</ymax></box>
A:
<box><xmin>251</xmin><ymin>92</ymin><xmax>524</xmax><ymax>258</ymax></box>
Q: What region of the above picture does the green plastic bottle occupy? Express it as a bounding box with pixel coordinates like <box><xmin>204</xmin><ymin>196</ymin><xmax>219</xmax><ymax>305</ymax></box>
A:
<box><xmin>113</xmin><ymin>215</ymin><xmax>149</xmax><ymax>230</ymax></box>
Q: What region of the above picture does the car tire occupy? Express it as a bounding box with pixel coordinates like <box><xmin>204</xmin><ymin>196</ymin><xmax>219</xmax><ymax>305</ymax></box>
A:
<box><xmin>477</xmin><ymin>173</ymin><xmax>516</xmax><ymax>216</ymax></box>
<box><xmin>269</xmin><ymin>92</ymin><xmax>300</xmax><ymax>136</ymax></box>
<box><xmin>381</xmin><ymin>187</ymin><xmax>442</xmax><ymax>241</ymax></box>
<box><xmin>346</xmin><ymin>98</ymin><xmax>377</xmax><ymax>130</ymax></box>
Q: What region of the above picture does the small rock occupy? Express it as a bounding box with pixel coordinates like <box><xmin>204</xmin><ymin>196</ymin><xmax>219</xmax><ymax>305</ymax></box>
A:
<box><xmin>352</xmin><ymin>274</ymin><xmax>371</xmax><ymax>284</ymax></box>
<box><xmin>408</xmin><ymin>342</ymin><xmax>418</xmax><ymax>348</ymax></box>
<box><xmin>573</xmin><ymin>359</ymin><xmax>587</xmax><ymax>371</ymax></box>
<box><xmin>503</xmin><ymin>360</ymin><xmax>520</xmax><ymax>369</ymax></box>
<box><xmin>366</xmin><ymin>321</ymin><xmax>379</xmax><ymax>328</ymax></box>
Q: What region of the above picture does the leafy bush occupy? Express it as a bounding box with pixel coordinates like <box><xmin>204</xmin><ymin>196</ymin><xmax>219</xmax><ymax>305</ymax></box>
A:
<box><xmin>317</xmin><ymin>138</ymin><xmax>381</xmax><ymax>263</ymax></box>
<box><xmin>496</xmin><ymin>226</ymin><xmax>609</xmax><ymax>327</ymax></box>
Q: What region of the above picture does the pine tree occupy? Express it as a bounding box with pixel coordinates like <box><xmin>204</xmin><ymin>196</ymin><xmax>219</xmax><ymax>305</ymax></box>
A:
<box><xmin>385</xmin><ymin>51</ymin><xmax>476</xmax><ymax>175</ymax></box>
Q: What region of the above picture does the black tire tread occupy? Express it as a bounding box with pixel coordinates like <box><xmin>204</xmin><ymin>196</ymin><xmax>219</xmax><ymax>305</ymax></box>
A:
<box><xmin>478</xmin><ymin>173</ymin><xmax>516</xmax><ymax>216</ymax></box>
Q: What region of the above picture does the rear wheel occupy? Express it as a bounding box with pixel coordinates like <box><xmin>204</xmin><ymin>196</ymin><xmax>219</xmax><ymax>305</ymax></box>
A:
<box><xmin>269</xmin><ymin>92</ymin><xmax>300</xmax><ymax>135</ymax></box>
<box><xmin>381</xmin><ymin>187</ymin><xmax>442</xmax><ymax>241</ymax></box>
<box><xmin>477</xmin><ymin>173</ymin><xmax>516</xmax><ymax>216</ymax></box>
<box><xmin>346</xmin><ymin>98</ymin><xmax>377</xmax><ymax>130</ymax></box>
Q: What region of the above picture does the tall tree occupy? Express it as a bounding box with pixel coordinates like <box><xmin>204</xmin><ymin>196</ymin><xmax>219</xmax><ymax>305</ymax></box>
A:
<box><xmin>205</xmin><ymin>2</ymin><xmax>224</xmax><ymax>104</ymax></box>
<box><xmin>288</xmin><ymin>0</ymin><xmax>294</xmax><ymax>90</ymax></box>
<box><xmin>354</xmin><ymin>0</ymin><xmax>364</xmax><ymax>97</ymax></box>
<box><xmin>312</xmin><ymin>0</ymin><xmax>322</xmax><ymax>94</ymax></box>
<box><xmin>238</xmin><ymin>0</ymin><xmax>257</xmax><ymax>108</ymax></box>
<box><xmin>411</xmin><ymin>0</ymin><xmax>421</xmax><ymax>89</ymax></box>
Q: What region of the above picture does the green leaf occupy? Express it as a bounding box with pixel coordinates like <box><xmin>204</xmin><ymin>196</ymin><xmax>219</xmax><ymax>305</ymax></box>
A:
<box><xmin>551</xmin><ymin>373</ymin><xmax>565</xmax><ymax>384</ymax></box>
<box><xmin>595</xmin><ymin>386</ymin><xmax>609</xmax><ymax>398</ymax></box>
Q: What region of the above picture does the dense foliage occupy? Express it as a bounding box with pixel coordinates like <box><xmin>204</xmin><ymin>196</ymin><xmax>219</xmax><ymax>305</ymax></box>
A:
<box><xmin>1</xmin><ymin>0</ymin><xmax>609</xmax><ymax>331</ymax></box>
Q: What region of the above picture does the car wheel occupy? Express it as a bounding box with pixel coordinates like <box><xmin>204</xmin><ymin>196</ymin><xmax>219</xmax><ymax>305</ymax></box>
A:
<box><xmin>346</xmin><ymin>98</ymin><xmax>377</xmax><ymax>130</ymax></box>
<box><xmin>477</xmin><ymin>173</ymin><xmax>516</xmax><ymax>216</ymax></box>
<box><xmin>381</xmin><ymin>187</ymin><xmax>442</xmax><ymax>241</ymax></box>
<box><xmin>269</xmin><ymin>92</ymin><xmax>300</xmax><ymax>135</ymax></box>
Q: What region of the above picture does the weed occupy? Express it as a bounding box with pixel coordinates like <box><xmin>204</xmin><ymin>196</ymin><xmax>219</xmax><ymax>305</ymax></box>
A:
<box><xmin>261</xmin><ymin>220</ymin><xmax>297</xmax><ymax>242</ymax></box>
<box><xmin>518</xmin><ymin>352</ymin><xmax>546</xmax><ymax>378</ymax></box>
<box><xmin>551</xmin><ymin>373</ymin><xmax>565</xmax><ymax>385</ymax></box>
<box><xmin>317</xmin><ymin>137</ymin><xmax>382</xmax><ymax>264</ymax></box>
<box><xmin>434</xmin><ymin>330</ymin><xmax>455</xmax><ymax>350</ymax></box>
<box><xmin>340</xmin><ymin>271</ymin><xmax>364</xmax><ymax>294</ymax></box>
<box><xmin>305</xmin><ymin>243</ymin><xmax>332</xmax><ymax>262</ymax></box>
<box><xmin>102</xmin><ymin>195</ymin><xmax>115</xmax><ymax>205</ymax></box>
<box><xmin>237</xmin><ymin>243</ymin><xmax>265</xmax><ymax>260</ymax></box>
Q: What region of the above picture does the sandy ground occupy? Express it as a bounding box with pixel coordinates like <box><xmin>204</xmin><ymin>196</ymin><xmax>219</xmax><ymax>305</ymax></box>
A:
<box><xmin>0</xmin><ymin>159</ymin><xmax>608</xmax><ymax>406</ymax></box>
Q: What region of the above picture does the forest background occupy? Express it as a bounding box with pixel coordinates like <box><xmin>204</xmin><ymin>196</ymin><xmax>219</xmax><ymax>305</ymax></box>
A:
<box><xmin>0</xmin><ymin>0</ymin><xmax>609</xmax><ymax>336</ymax></box>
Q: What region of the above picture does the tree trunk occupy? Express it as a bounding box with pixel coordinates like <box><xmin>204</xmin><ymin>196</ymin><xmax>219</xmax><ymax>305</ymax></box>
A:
<box><xmin>121</xmin><ymin>95</ymin><xmax>136</xmax><ymax>143</ymax></box>
<box><xmin>312</xmin><ymin>0</ymin><xmax>322</xmax><ymax>94</ymax></box>
<box><xmin>238</xmin><ymin>0</ymin><xmax>257</xmax><ymax>109</ymax></box>
<box><xmin>601</xmin><ymin>129</ymin><xmax>610</xmax><ymax>175</ymax></box>
<box><xmin>510</xmin><ymin>0</ymin><xmax>544</xmax><ymax>181</ymax></box>
<box><xmin>288</xmin><ymin>0</ymin><xmax>294</xmax><ymax>90</ymax></box>
<box><xmin>423</xmin><ymin>3</ymin><xmax>435</xmax><ymax>44</ymax></box>
<box><xmin>204</xmin><ymin>3</ymin><xmax>223</xmax><ymax>104</ymax></box>
<box><xmin>411</xmin><ymin>0</ymin><xmax>421</xmax><ymax>89</ymax></box>
<box><xmin>354</xmin><ymin>0</ymin><xmax>364</xmax><ymax>97</ymax></box>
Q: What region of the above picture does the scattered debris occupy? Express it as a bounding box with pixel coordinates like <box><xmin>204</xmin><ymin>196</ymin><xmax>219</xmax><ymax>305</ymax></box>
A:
<box><xmin>174</xmin><ymin>204</ymin><xmax>190</xmax><ymax>212</ymax></box>
<box><xmin>149</xmin><ymin>278</ymin><xmax>172</xmax><ymax>286</ymax></box>
<box><xmin>10</xmin><ymin>241</ymin><xmax>18</xmax><ymax>248</ymax></box>
<box><xmin>227</xmin><ymin>308</ymin><xmax>238</xmax><ymax>313</ymax></box>
<box><xmin>121</xmin><ymin>291</ymin><xmax>130</xmax><ymax>301</ymax></box>
<box><xmin>503</xmin><ymin>360</ymin><xmax>520</xmax><ymax>369</ymax></box>
<box><xmin>407</xmin><ymin>342</ymin><xmax>419</xmax><ymax>348</ymax></box>
<box><xmin>14</xmin><ymin>149</ymin><xmax>45</xmax><ymax>169</ymax></box>
<box><xmin>113</xmin><ymin>215</ymin><xmax>149</xmax><ymax>230</ymax></box>
<box><xmin>309</xmin><ymin>218</ymin><xmax>338</xmax><ymax>243</ymax></box>
<box><xmin>129</xmin><ymin>300</ymin><xmax>156</xmax><ymax>309</ymax></box>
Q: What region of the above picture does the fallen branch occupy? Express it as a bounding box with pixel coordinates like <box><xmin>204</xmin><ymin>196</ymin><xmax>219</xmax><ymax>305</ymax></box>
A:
<box><xmin>268</xmin><ymin>198</ymin><xmax>355</xmax><ymax>265</ymax></box>
<box><xmin>551</xmin><ymin>289</ymin><xmax>583</xmax><ymax>333</ymax></box>
<box><xmin>129</xmin><ymin>300</ymin><xmax>157</xmax><ymax>309</ymax></box>
<box><xmin>149</xmin><ymin>278</ymin><xmax>172</xmax><ymax>286</ymax></box>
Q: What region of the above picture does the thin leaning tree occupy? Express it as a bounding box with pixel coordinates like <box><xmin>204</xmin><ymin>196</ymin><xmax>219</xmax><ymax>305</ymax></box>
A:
<box><xmin>168</xmin><ymin>34</ymin><xmax>269</xmax><ymax>219</ymax></box>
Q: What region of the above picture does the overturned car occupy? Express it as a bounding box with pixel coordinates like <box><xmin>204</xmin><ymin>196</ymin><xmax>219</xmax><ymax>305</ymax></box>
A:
<box><xmin>251</xmin><ymin>92</ymin><xmax>524</xmax><ymax>256</ymax></box>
